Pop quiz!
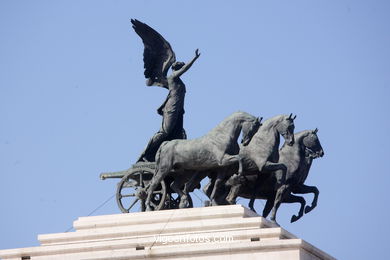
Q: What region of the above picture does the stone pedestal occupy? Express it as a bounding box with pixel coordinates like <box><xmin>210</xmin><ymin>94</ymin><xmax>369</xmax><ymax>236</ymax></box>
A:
<box><xmin>0</xmin><ymin>205</ymin><xmax>335</xmax><ymax>260</ymax></box>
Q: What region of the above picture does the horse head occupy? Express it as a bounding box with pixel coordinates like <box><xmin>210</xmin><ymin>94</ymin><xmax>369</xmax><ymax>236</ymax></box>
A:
<box><xmin>241</xmin><ymin>116</ymin><xmax>262</xmax><ymax>146</ymax></box>
<box><xmin>302</xmin><ymin>128</ymin><xmax>324</xmax><ymax>159</ymax></box>
<box><xmin>276</xmin><ymin>113</ymin><xmax>296</xmax><ymax>146</ymax></box>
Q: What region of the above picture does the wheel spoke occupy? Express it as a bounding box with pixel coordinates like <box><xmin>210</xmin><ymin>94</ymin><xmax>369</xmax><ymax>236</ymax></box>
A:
<box><xmin>150</xmin><ymin>201</ymin><xmax>157</xmax><ymax>208</ymax></box>
<box><xmin>126</xmin><ymin>198</ymin><xmax>139</xmax><ymax>211</ymax></box>
<box><xmin>121</xmin><ymin>193</ymin><xmax>136</xmax><ymax>198</ymax></box>
<box><xmin>123</xmin><ymin>181</ymin><xmax>137</xmax><ymax>188</ymax></box>
<box><xmin>140</xmin><ymin>172</ymin><xmax>144</xmax><ymax>188</ymax></box>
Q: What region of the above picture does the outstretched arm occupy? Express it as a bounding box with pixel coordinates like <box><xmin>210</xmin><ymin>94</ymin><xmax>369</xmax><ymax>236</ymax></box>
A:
<box><xmin>172</xmin><ymin>49</ymin><xmax>200</xmax><ymax>78</ymax></box>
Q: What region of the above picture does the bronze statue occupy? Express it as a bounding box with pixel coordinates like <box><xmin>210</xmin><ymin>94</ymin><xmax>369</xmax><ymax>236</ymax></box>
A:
<box><xmin>100</xmin><ymin>20</ymin><xmax>325</xmax><ymax>224</ymax></box>
<box><xmin>131</xmin><ymin>19</ymin><xmax>200</xmax><ymax>162</ymax></box>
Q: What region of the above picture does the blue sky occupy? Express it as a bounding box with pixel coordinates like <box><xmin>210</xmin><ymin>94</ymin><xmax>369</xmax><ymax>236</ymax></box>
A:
<box><xmin>1</xmin><ymin>1</ymin><xmax>389</xmax><ymax>259</ymax></box>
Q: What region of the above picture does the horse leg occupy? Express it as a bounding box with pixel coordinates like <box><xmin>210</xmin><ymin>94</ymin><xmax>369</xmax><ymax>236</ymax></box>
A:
<box><xmin>262</xmin><ymin>196</ymin><xmax>275</xmax><ymax>218</ymax></box>
<box><xmin>183</xmin><ymin>172</ymin><xmax>198</xmax><ymax>194</ymax></box>
<box><xmin>260</xmin><ymin>162</ymin><xmax>288</xmax><ymax>225</ymax></box>
<box><xmin>248</xmin><ymin>160</ymin><xmax>288</xmax><ymax>215</ymax></box>
<box><xmin>283</xmin><ymin>193</ymin><xmax>306</xmax><ymax>223</ymax></box>
<box><xmin>203</xmin><ymin>178</ymin><xmax>215</xmax><ymax>199</ymax></box>
<box><xmin>268</xmin><ymin>184</ymin><xmax>289</xmax><ymax>225</ymax></box>
<box><xmin>170</xmin><ymin>175</ymin><xmax>190</xmax><ymax>208</ymax></box>
<box><xmin>226</xmin><ymin>183</ymin><xmax>242</xmax><ymax>205</ymax></box>
<box><xmin>262</xmin><ymin>161</ymin><xmax>288</xmax><ymax>172</ymax></box>
<box><xmin>145</xmin><ymin>169</ymin><xmax>168</xmax><ymax>211</ymax></box>
<box><xmin>248</xmin><ymin>175</ymin><xmax>261</xmax><ymax>213</ymax></box>
<box><xmin>237</xmin><ymin>155</ymin><xmax>243</xmax><ymax>175</ymax></box>
<box><xmin>184</xmin><ymin>171</ymin><xmax>207</xmax><ymax>193</ymax></box>
<box><xmin>248</xmin><ymin>197</ymin><xmax>256</xmax><ymax>213</ymax></box>
<box><xmin>292</xmin><ymin>184</ymin><xmax>319</xmax><ymax>214</ymax></box>
<box><xmin>210</xmin><ymin>171</ymin><xmax>226</xmax><ymax>206</ymax></box>
<box><xmin>208</xmin><ymin>155</ymin><xmax>240</xmax><ymax>205</ymax></box>
<box><xmin>225</xmin><ymin>167</ymin><xmax>247</xmax><ymax>205</ymax></box>
<box><xmin>221</xmin><ymin>155</ymin><xmax>246</xmax><ymax>184</ymax></box>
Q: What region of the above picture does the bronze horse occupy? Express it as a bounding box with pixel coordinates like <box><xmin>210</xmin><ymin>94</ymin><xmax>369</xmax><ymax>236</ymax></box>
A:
<box><xmin>202</xmin><ymin>114</ymin><xmax>296</xmax><ymax>222</ymax></box>
<box><xmin>227</xmin><ymin>129</ymin><xmax>324</xmax><ymax>223</ymax></box>
<box><xmin>145</xmin><ymin>111</ymin><xmax>261</xmax><ymax>211</ymax></box>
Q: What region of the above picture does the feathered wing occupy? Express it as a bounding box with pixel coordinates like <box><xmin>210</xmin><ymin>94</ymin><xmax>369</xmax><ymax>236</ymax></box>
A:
<box><xmin>131</xmin><ymin>19</ymin><xmax>176</xmax><ymax>88</ymax></box>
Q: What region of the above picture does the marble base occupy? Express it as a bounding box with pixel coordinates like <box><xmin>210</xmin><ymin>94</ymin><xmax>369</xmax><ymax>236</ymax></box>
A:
<box><xmin>0</xmin><ymin>205</ymin><xmax>335</xmax><ymax>260</ymax></box>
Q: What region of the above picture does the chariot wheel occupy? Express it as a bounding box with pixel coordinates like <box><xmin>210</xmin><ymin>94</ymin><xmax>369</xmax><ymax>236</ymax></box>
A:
<box><xmin>116</xmin><ymin>167</ymin><xmax>167</xmax><ymax>213</ymax></box>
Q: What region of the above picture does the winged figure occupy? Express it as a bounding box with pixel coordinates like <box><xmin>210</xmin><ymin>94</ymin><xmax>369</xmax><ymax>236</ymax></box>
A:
<box><xmin>131</xmin><ymin>19</ymin><xmax>200</xmax><ymax>162</ymax></box>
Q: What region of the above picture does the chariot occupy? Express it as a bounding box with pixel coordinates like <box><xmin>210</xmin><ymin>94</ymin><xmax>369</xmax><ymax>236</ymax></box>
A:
<box><xmin>100</xmin><ymin>162</ymin><xmax>193</xmax><ymax>213</ymax></box>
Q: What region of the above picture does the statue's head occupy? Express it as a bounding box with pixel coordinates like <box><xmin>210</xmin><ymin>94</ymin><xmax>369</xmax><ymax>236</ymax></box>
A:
<box><xmin>172</xmin><ymin>62</ymin><xmax>185</xmax><ymax>71</ymax></box>
<box><xmin>277</xmin><ymin>113</ymin><xmax>296</xmax><ymax>146</ymax></box>
<box><xmin>302</xmin><ymin>128</ymin><xmax>324</xmax><ymax>158</ymax></box>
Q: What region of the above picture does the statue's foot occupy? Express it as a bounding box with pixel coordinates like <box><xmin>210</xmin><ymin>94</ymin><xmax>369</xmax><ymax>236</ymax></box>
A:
<box><xmin>304</xmin><ymin>205</ymin><xmax>314</xmax><ymax>214</ymax></box>
<box><xmin>290</xmin><ymin>214</ymin><xmax>300</xmax><ymax>223</ymax></box>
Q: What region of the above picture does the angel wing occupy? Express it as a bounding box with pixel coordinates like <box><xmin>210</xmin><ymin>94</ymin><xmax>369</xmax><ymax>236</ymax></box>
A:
<box><xmin>131</xmin><ymin>19</ymin><xmax>176</xmax><ymax>88</ymax></box>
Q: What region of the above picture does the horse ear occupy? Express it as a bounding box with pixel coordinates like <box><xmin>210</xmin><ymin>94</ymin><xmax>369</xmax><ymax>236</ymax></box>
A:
<box><xmin>293</xmin><ymin>114</ymin><xmax>297</xmax><ymax>120</ymax></box>
<box><xmin>257</xmin><ymin>117</ymin><xmax>263</xmax><ymax>123</ymax></box>
<box><xmin>288</xmin><ymin>113</ymin><xmax>293</xmax><ymax>119</ymax></box>
<box><xmin>314</xmin><ymin>128</ymin><xmax>318</xmax><ymax>133</ymax></box>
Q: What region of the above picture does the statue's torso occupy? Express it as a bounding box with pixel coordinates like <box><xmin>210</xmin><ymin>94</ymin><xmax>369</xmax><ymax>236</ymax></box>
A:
<box><xmin>159</xmin><ymin>77</ymin><xmax>186</xmax><ymax>114</ymax></box>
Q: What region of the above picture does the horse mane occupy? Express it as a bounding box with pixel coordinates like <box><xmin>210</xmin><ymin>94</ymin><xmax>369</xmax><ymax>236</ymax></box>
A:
<box><xmin>294</xmin><ymin>130</ymin><xmax>312</xmax><ymax>143</ymax></box>
<box><xmin>227</xmin><ymin>111</ymin><xmax>255</xmax><ymax>121</ymax></box>
<box><xmin>210</xmin><ymin>111</ymin><xmax>256</xmax><ymax>132</ymax></box>
<box><xmin>280</xmin><ymin>130</ymin><xmax>311</xmax><ymax>150</ymax></box>
<box><xmin>260</xmin><ymin>114</ymin><xmax>286</xmax><ymax>130</ymax></box>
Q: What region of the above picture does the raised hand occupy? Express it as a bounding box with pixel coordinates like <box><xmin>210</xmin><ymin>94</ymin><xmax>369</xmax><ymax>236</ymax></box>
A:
<box><xmin>195</xmin><ymin>49</ymin><xmax>201</xmax><ymax>58</ymax></box>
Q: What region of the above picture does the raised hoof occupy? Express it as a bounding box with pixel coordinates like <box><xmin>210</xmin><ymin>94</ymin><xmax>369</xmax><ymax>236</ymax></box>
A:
<box><xmin>290</xmin><ymin>215</ymin><xmax>300</xmax><ymax>223</ymax></box>
<box><xmin>304</xmin><ymin>205</ymin><xmax>313</xmax><ymax>214</ymax></box>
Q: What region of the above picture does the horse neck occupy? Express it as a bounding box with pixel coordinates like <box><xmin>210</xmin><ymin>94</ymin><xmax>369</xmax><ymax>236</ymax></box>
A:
<box><xmin>301</xmin><ymin>139</ymin><xmax>315</xmax><ymax>183</ymax></box>
<box><xmin>295</xmin><ymin>131</ymin><xmax>312</xmax><ymax>161</ymax></box>
<box><xmin>208</xmin><ymin>114</ymin><xmax>245</xmax><ymax>143</ymax></box>
<box><xmin>282</xmin><ymin>131</ymin><xmax>311</xmax><ymax>183</ymax></box>
<box><xmin>254</xmin><ymin>116</ymin><xmax>281</xmax><ymax>147</ymax></box>
<box><xmin>280</xmin><ymin>140</ymin><xmax>300</xmax><ymax>169</ymax></box>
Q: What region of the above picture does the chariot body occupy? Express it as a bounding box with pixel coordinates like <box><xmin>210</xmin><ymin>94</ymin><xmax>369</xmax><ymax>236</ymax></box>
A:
<box><xmin>100</xmin><ymin>162</ymin><xmax>193</xmax><ymax>213</ymax></box>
